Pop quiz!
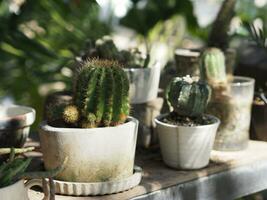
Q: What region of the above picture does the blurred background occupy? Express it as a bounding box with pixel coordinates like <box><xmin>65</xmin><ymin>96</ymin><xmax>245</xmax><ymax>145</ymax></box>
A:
<box><xmin>0</xmin><ymin>0</ymin><xmax>267</xmax><ymax>127</ymax></box>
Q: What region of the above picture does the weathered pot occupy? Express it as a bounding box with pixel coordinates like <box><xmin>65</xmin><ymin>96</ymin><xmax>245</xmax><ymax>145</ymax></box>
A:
<box><xmin>0</xmin><ymin>180</ymin><xmax>28</xmax><ymax>200</ymax></box>
<box><xmin>132</xmin><ymin>98</ymin><xmax>164</xmax><ymax>148</ymax></box>
<box><xmin>39</xmin><ymin>117</ymin><xmax>139</xmax><ymax>182</ymax></box>
<box><xmin>174</xmin><ymin>49</ymin><xmax>200</xmax><ymax>77</ymax></box>
<box><xmin>154</xmin><ymin>114</ymin><xmax>220</xmax><ymax>169</ymax></box>
<box><xmin>124</xmin><ymin>63</ymin><xmax>161</xmax><ymax>104</ymax></box>
<box><xmin>0</xmin><ymin>105</ymin><xmax>36</xmax><ymax>147</ymax></box>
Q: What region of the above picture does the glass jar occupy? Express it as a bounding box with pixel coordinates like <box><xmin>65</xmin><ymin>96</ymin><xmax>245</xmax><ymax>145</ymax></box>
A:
<box><xmin>208</xmin><ymin>76</ymin><xmax>255</xmax><ymax>151</ymax></box>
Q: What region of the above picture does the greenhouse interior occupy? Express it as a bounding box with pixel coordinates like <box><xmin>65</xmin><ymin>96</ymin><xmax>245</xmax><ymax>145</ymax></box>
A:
<box><xmin>1</xmin><ymin>0</ymin><xmax>267</xmax><ymax>199</ymax></box>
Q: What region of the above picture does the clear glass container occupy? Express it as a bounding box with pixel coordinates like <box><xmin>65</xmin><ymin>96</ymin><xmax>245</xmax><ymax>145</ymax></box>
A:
<box><xmin>208</xmin><ymin>76</ymin><xmax>255</xmax><ymax>151</ymax></box>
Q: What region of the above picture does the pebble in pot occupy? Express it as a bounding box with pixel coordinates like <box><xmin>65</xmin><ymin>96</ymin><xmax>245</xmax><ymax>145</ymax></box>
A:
<box><xmin>155</xmin><ymin>75</ymin><xmax>220</xmax><ymax>170</ymax></box>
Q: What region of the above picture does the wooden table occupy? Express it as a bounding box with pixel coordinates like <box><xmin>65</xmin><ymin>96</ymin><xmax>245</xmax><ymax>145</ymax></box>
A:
<box><xmin>28</xmin><ymin>140</ymin><xmax>267</xmax><ymax>200</ymax></box>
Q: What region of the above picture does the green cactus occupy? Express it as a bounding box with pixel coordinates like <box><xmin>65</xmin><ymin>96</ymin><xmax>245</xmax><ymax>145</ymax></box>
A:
<box><xmin>81</xmin><ymin>35</ymin><xmax>149</xmax><ymax>68</ymax></box>
<box><xmin>95</xmin><ymin>35</ymin><xmax>120</xmax><ymax>60</ymax></box>
<box><xmin>166</xmin><ymin>76</ymin><xmax>211</xmax><ymax>117</ymax></box>
<box><xmin>46</xmin><ymin>103</ymin><xmax>79</xmax><ymax>126</ymax></box>
<box><xmin>74</xmin><ymin>59</ymin><xmax>130</xmax><ymax>127</ymax></box>
<box><xmin>200</xmin><ymin>48</ymin><xmax>227</xmax><ymax>86</ymax></box>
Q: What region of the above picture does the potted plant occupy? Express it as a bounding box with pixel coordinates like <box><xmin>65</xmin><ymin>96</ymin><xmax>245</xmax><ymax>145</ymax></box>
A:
<box><xmin>200</xmin><ymin>48</ymin><xmax>255</xmax><ymax>151</ymax></box>
<box><xmin>154</xmin><ymin>75</ymin><xmax>220</xmax><ymax>169</ymax></box>
<box><xmin>77</xmin><ymin>36</ymin><xmax>161</xmax><ymax>148</ymax></box>
<box><xmin>0</xmin><ymin>147</ymin><xmax>65</xmax><ymax>200</ymax></box>
<box><xmin>39</xmin><ymin>59</ymin><xmax>139</xmax><ymax>185</ymax></box>
<box><xmin>0</xmin><ymin>105</ymin><xmax>35</xmax><ymax>148</ymax></box>
<box><xmin>79</xmin><ymin>35</ymin><xmax>161</xmax><ymax>104</ymax></box>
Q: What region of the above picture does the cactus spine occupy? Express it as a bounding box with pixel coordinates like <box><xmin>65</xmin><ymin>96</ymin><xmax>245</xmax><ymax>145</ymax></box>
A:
<box><xmin>166</xmin><ymin>76</ymin><xmax>211</xmax><ymax>117</ymax></box>
<box><xmin>74</xmin><ymin>59</ymin><xmax>129</xmax><ymax>127</ymax></box>
<box><xmin>200</xmin><ymin>48</ymin><xmax>227</xmax><ymax>86</ymax></box>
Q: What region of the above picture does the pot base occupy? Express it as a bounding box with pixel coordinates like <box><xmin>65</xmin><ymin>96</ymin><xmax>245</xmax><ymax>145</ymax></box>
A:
<box><xmin>44</xmin><ymin>166</ymin><xmax>142</xmax><ymax>196</ymax></box>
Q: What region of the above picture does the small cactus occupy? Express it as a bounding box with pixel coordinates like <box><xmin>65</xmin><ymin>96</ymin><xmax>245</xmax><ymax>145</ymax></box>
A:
<box><xmin>166</xmin><ymin>76</ymin><xmax>211</xmax><ymax>117</ymax></box>
<box><xmin>200</xmin><ymin>47</ymin><xmax>227</xmax><ymax>86</ymax></box>
<box><xmin>46</xmin><ymin>103</ymin><xmax>79</xmax><ymax>126</ymax></box>
<box><xmin>95</xmin><ymin>36</ymin><xmax>120</xmax><ymax>60</ymax></box>
<box><xmin>74</xmin><ymin>59</ymin><xmax>130</xmax><ymax>127</ymax></box>
<box><xmin>62</xmin><ymin>105</ymin><xmax>79</xmax><ymax>124</ymax></box>
<box><xmin>81</xmin><ymin>35</ymin><xmax>149</xmax><ymax>68</ymax></box>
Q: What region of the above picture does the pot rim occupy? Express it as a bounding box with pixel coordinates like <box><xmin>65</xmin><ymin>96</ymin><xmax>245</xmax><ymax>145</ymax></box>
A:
<box><xmin>174</xmin><ymin>48</ymin><xmax>200</xmax><ymax>57</ymax></box>
<box><xmin>230</xmin><ymin>76</ymin><xmax>255</xmax><ymax>87</ymax></box>
<box><xmin>0</xmin><ymin>105</ymin><xmax>35</xmax><ymax>128</ymax></box>
<box><xmin>154</xmin><ymin>113</ymin><xmax>220</xmax><ymax>129</ymax></box>
<box><xmin>123</xmin><ymin>61</ymin><xmax>160</xmax><ymax>72</ymax></box>
<box><xmin>39</xmin><ymin>116</ymin><xmax>138</xmax><ymax>133</ymax></box>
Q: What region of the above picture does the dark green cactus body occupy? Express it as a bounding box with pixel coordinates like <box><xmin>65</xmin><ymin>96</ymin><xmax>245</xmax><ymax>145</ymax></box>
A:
<box><xmin>74</xmin><ymin>59</ymin><xmax>129</xmax><ymax>127</ymax></box>
<box><xmin>166</xmin><ymin>76</ymin><xmax>211</xmax><ymax>117</ymax></box>
<box><xmin>95</xmin><ymin>36</ymin><xmax>120</xmax><ymax>59</ymax></box>
<box><xmin>200</xmin><ymin>48</ymin><xmax>227</xmax><ymax>85</ymax></box>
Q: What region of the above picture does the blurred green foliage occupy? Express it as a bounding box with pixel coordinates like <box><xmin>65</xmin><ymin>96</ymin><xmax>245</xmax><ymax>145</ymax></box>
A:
<box><xmin>0</xmin><ymin>0</ymin><xmax>110</xmax><ymax>127</ymax></box>
<box><xmin>120</xmin><ymin>0</ymin><xmax>198</xmax><ymax>36</ymax></box>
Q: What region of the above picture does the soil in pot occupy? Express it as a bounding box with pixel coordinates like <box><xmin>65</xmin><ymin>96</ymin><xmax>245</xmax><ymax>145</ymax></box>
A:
<box><xmin>161</xmin><ymin>112</ymin><xmax>217</xmax><ymax>127</ymax></box>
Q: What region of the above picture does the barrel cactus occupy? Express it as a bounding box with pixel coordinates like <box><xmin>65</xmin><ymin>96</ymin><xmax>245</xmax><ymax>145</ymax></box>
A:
<box><xmin>95</xmin><ymin>36</ymin><xmax>120</xmax><ymax>59</ymax></box>
<box><xmin>200</xmin><ymin>47</ymin><xmax>227</xmax><ymax>86</ymax></box>
<box><xmin>45</xmin><ymin>59</ymin><xmax>129</xmax><ymax>128</ymax></box>
<box><xmin>166</xmin><ymin>76</ymin><xmax>211</xmax><ymax>117</ymax></box>
<box><xmin>74</xmin><ymin>59</ymin><xmax>130</xmax><ymax>128</ymax></box>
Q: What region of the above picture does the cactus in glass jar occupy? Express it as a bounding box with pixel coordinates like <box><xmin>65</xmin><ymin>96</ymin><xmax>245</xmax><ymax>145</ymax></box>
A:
<box><xmin>166</xmin><ymin>75</ymin><xmax>211</xmax><ymax>118</ymax></box>
<box><xmin>200</xmin><ymin>48</ymin><xmax>227</xmax><ymax>86</ymax></box>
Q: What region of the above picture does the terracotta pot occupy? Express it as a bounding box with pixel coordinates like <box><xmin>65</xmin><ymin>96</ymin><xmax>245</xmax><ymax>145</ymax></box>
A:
<box><xmin>155</xmin><ymin>114</ymin><xmax>220</xmax><ymax>170</ymax></box>
<box><xmin>39</xmin><ymin>117</ymin><xmax>139</xmax><ymax>182</ymax></box>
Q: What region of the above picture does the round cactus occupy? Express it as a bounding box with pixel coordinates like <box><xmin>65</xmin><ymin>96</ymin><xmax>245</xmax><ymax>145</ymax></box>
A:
<box><xmin>200</xmin><ymin>47</ymin><xmax>227</xmax><ymax>86</ymax></box>
<box><xmin>62</xmin><ymin>105</ymin><xmax>79</xmax><ymax>124</ymax></box>
<box><xmin>166</xmin><ymin>76</ymin><xmax>211</xmax><ymax>117</ymax></box>
<box><xmin>95</xmin><ymin>36</ymin><xmax>120</xmax><ymax>60</ymax></box>
<box><xmin>74</xmin><ymin>59</ymin><xmax>130</xmax><ymax>127</ymax></box>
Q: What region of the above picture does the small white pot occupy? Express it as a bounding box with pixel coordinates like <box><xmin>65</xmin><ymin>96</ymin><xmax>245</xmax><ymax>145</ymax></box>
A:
<box><xmin>0</xmin><ymin>105</ymin><xmax>36</xmax><ymax>147</ymax></box>
<box><xmin>0</xmin><ymin>180</ymin><xmax>28</xmax><ymax>200</ymax></box>
<box><xmin>39</xmin><ymin>117</ymin><xmax>139</xmax><ymax>182</ymax></box>
<box><xmin>155</xmin><ymin>114</ymin><xmax>220</xmax><ymax>169</ymax></box>
<box><xmin>124</xmin><ymin>63</ymin><xmax>161</xmax><ymax>104</ymax></box>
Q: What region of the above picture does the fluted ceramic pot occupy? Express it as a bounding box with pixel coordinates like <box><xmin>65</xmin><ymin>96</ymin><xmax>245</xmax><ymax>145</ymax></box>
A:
<box><xmin>155</xmin><ymin>114</ymin><xmax>220</xmax><ymax>169</ymax></box>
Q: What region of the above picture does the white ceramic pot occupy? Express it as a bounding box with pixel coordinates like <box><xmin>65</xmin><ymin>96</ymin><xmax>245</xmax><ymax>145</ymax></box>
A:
<box><xmin>155</xmin><ymin>114</ymin><xmax>220</xmax><ymax>169</ymax></box>
<box><xmin>0</xmin><ymin>180</ymin><xmax>28</xmax><ymax>200</ymax></box>
<box><xmin>0</xmin><ymin>179</ymin><xmax>47</xmax><ymax>200</ymax></box>
<box><xmin>0</xmin><ymin>105</ymin><xmax>36</xmax><ymax>147</ymax></box>
<box><xmin>39</xmin><ymin>117</ymin><xmax>139</xmax><ymax>182</ymax></box>
<box><xmin>124</xmin><ymin>63</ymin><xmax>161</xmax><ymax>104</ymax></box>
